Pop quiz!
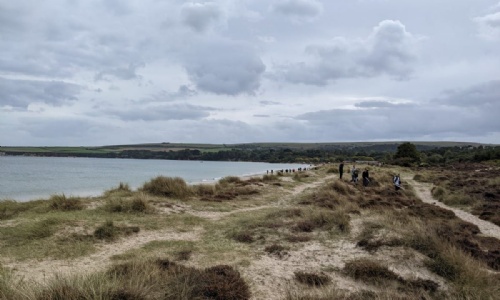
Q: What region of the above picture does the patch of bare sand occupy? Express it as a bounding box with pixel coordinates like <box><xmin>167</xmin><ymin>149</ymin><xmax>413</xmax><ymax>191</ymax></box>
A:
<box><xmin>243</xmin><ymin>214</ymin><xmax>445</xmax><ymax>299</ymax></box>
<box><xmin>404</xmin><ymin>176</ymin><xmax>500</xmax><ymax>240</ymax></box>
<box><xmin>4</xmin><ymin>228</ymin><xmax>202</xmax><ymax>283</ymax></box>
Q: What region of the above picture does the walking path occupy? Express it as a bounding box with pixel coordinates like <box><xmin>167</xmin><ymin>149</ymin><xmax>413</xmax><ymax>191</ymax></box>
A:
<box><xmin>404</xmin><ymin>175</ymin><xmax>500</xmax><ymax>240</ymax></box>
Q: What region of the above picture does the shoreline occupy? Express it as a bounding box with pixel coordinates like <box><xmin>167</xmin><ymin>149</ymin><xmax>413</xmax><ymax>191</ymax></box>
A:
<box><xmin>1</xmin><ymin>165</ymin><xmax>312</xmax><ymax>202</ymax></box>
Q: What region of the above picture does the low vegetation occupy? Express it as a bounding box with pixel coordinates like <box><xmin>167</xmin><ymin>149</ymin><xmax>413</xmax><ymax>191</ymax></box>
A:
<box><xmin>1</xmin><ymin>163</ymin><xmax>499</xmax><ymax>299</ymax></box>
<box><xmin>414</xmin><ymin>163</ymin><xmax>500</xmax><ymax>226</ymax></box>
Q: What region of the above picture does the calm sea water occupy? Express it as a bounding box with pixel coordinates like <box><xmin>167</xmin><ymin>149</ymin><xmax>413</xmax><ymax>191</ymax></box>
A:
<box><xmin>0</xmin><ymin>156</ymin><xmax>309</xmax><ymax>202</ymax></box>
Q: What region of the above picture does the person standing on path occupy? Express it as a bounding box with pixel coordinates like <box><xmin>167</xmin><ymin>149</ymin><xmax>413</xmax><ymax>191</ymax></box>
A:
<box><xmin>362</xmin><ymin>168</ymin><xmax>370</xmax><ymax>187</ymax></box>
<box><xmin>393</xmin><ymin>174</ymin><xmax>401</xmax><ymax>191</ymax></box>
<box><xmin>351</xmin><ymin>165</ymin><xmax>358</xmax><ymax>183</ymax></box>
<box><xmin>339</xmin><ymin>162</ymin><xmax>344</xmax><ymax>180</ymax></box>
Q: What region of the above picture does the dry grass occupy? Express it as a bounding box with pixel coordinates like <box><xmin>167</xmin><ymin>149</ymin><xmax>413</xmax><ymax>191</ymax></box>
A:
<box><xmin>49</xmin><ymin>194</ymin><xmax>84</xmax><ymax>211</ymax></box>
<box><xmin>102</xmin><ymin>193</ymin><xmax>155</xmax><ymax>214</ymax></box>
<box><xmin>2</xmin><ymin>164</ymin><xmax>500</xmax><ymax>299</ymax></box>
<box><xmin>140</xmin><ymin>176</ymin><xmax>192</xmax><ymax>199</ymax></box>
<box><xmin>294</xmin><ymin>271</ymin><xmax>331</xmax><ymax>286</ymax></box>
<box><xmin>93</xmin><ymin>220</ymin><xmax>140</xmax><ymax>241</ymax></box>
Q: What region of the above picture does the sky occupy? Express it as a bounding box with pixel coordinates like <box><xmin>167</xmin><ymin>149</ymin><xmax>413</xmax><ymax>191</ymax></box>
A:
<box><xmin>1</xmin><ymin>0</ymin><xmax>500</xmax><ymax>146</ymax></box>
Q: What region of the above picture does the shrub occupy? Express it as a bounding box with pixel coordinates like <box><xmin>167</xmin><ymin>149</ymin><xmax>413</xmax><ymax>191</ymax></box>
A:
<box><xmin>330</xmin><ymin>180</ymin><xmax>351</xmax><ymax>195</ymax></box>
<box><xmin>442</xmin><ymin>193</ymin><xmax>476</xmax><ymax>206</ymax></box>
<box><xmin>232</xmin><ymin>232</ymin><xmax>254</xmax><ymax>243</ymax></box>
<box><xmin>175</xmin><ymin>250</ymin><xmax>193</xmax><ymax>261</ymax></box>
<box><xmin>49</xmin><ymin>194</ymin><xmax>84</xmax><ymax>211</ymax></box>
<box><xmin>326</xmin><ymin>167</ymin><xmax>338</xmax><ymax>174</ymax></box>
<box><xmin>266</xmin><ymin>208</ymin><xmax>303</xmax><ymax>219</ymax></box>
<box><xmin>219</xmin><ymin>176</ymin><xmax>242</xmax><ymax>185</ymax></box>
<box><xmin>195</xmin><ymin>265</ymin><xmax>251</xmax><ymax>300</ymax></box>
<box><xmin>103</xmin><ymin>194</ymin><xmax>152</xmax><ymax>214</ymax></box>
<box><xmin>117</xmin><ymin>182</ymin><xmax>131</xmax><ymax>191</ymax></box>
<box><xmin>294</xmin><ymin>271</ymin><xmax>331</xmax><ymax>286</ymax></box>
<box><xmin>0</xmin><ymin>200</ymin><xmax>38</xmax><ymax>220</ymax></box>
<box><xmin>94</xmin><ymin>221</ymin><xmax>118</xmax><ymax>241</ymax></box>
<box><xmin>303</xmin><ymin>210</ymin><xmax>350</xmax><ymax>233</ymax></box>
<box><xmin>193</xmin><ymin>184</ymin><xmax>216</xmax><ymax>197</ymax></box>
<box><xmin>344</xmin><ymin>259</ymin><xmax>399</xmax><ymax>283</ymax></box>
<box><xmin>264</xmin><ymin>244</ymin><xmax>288</xmax><ymax>258</ymax></box>
<box><xmin>425</xmin><ymin>255</ymin><xmax>461</xmax><ymax>281</ymax></box>
<box><xmin>262</xmin><ymin>174</ymin><xmax>279</xmax><ymax>182</ymax></box>
<box><xmin>141</xmin><ymin>176</ymin><xmax>192</xmax><ymax>199</ymax></box>
<box><xmin>294</xmin><ymin>220</ymin><xmax>315</xmax><ymax>232</ymax></box>
<box><xmin>431</xmin><ymin>187</ymin><xmax>446</xmax><ymax>201</ymax></box>
<box><xmin>285</xmin><ymin>234</ymin><xmax>311</xmax><ymax>243</ymax></box>
<box><xmin>93</xmin><ymin>221</ymin><xmax>139</xmax><ymax>241</ymax></box>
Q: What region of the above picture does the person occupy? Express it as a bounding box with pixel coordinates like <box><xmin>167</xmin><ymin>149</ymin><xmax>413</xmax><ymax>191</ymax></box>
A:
<box><xmin>393</xmin><ymin>174</ymin><xmax>401</xmax><ymax>191</ymax></box>
<box><xmin>339</xmin><ymin>162</ymin><xmax>344</xmax><ymax>180</ymax></box>
<box><xmin>362</xmin><ymin>168</ymin><xmax>370</xmax><ymax>187</ymax></box>
<box><xmin>351</xmin><ymin>165</ymin><xmax>358</xmax><ymax>183</ymax></box>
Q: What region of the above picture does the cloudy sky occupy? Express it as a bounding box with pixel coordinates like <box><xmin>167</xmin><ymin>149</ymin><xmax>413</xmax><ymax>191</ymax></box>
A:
<box><xmin>1</xmin><ymin>0</ymin><xmax>500</xmax><ymax>146</ymax></box>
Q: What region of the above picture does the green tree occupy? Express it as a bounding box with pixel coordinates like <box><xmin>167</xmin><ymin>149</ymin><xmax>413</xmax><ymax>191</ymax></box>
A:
<box><xmin>394</xmin><ymin>142</ymin><xmax>420</xmax><ymax>166</ymax></box>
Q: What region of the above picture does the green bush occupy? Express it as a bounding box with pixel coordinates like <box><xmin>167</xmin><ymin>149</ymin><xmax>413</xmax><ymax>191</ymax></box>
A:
<box><xmin>431</xmin><ymin>187</ymin><xmax>446</xmax><ymax>201</ymax></box>
<box><xmin>49</xmin><ymin>194</ymin><xmax>84</xmax><ymax>211</ymax></box>
<box><xmin>442</xmin><ymin>193</ymin><xmax>476</xmax><ymax>206</ymax></box>
<box><xmin>103</xmin><ymin>194</ymin><xmax>152</xmax><ymax>214</ymax></box>
<box><xmin>141</xmin><ymin>176</ymin><xmax>192</xmax><ymax>199</ymax></box>
<box><xmin>94</xmin><ymin>221</ymin><xmax>117</xmax><ymax>241</ymax></box>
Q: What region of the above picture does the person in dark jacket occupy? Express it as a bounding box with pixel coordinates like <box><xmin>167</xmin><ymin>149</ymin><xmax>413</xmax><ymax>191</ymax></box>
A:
<box><xmin>362</xmin><ymin>168</ymin><xmax>370</xmax><ymax>187</ymax></box>
<box><xmin>339</xmin><ymin>162</ymin><xmax>344</xmax><ymax>180</ymax></box>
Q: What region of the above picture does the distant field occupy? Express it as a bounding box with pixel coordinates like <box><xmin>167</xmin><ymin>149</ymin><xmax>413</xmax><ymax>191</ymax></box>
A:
<box><xmin>0</xmin><ymin>141</ymin><xmax>491</xmax><ymax>155</ymax></box>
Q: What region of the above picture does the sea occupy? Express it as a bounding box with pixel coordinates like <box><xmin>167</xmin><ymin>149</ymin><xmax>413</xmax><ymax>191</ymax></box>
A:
<box><xmin>0</xmin><ymin>156</ymin><xmax>309</xmax><ymax>202</ymax></box>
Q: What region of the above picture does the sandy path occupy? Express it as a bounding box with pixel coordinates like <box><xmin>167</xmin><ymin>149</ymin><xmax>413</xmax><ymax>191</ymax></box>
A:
<box><xmin>188</xmin><ymin>175</ymin><xmax>334</xmax><ymax>221</ymax></box>
<box><xmin>404</xmin><ymin>176</ymin><xmax>500</xmax><ymax>240</ymax></box>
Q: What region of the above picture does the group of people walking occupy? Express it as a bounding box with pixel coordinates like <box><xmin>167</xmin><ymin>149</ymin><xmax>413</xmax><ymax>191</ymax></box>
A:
<box><xmin>338</xmin><ymin>163</ymin><xmax>370</xmax><ymax>187</ymax></box>
<box><xmin>338</xmin><ymin>162</ymin><xmax>402</xmax><ymax>191</ymax></box>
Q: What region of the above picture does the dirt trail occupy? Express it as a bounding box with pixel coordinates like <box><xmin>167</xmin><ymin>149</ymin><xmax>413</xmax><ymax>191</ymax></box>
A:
<box><xmin>404</xmin><ymin>175</ymin><xmax>500</xmax><ymax>240</ymax></box>
<box><xmin>188</xmin><ymin>175</ymin><xmax>334</xmax><ymax>221</ymax></box>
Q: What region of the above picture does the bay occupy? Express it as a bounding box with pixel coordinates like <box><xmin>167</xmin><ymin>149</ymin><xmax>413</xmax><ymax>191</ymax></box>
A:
<box><xmin>0</xmin><ymin>156</ymin><xmax>309</xmax><ymax>202</ymax></box>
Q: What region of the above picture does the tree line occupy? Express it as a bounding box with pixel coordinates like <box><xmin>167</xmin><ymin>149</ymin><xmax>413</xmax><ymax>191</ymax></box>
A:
<box><xmin>2</xmin><ymin>143</ymin><xmax>499</xmax><ymax>165</ymax></box>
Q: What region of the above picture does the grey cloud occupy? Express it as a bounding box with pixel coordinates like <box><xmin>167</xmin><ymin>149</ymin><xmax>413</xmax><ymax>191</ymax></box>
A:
<box><xmin>476</xmin><ymin>11</ymin><xmax>500</xmax><ymax>28</ymax></box>
<box><xmin>279</xmin><ymin>20</ymin><xmax>418</xmax><ymax>85</ymax></box>
<box><xmin>22</xmin><ymin>118</ymin><xmax>93</xmax><ymax>139</ymax></box>
<box><xmin>108</xmin><ymin>104</ymin><xmax>213</xmax><ymax>121</ymax></box>
<box><xmin>95</xmin><ymin>62</ymin><xmax>145</xmax><ymax>81</ymax></box>
<box><xmin>436</xmin><ymin>80</ymin><xmax>500</xmax><ymax>107</ymax></box>
<box><xmin>137</xmin><ymin>86</ymin><xmax>198</xmax><ymax>103</ymax></box>
<box><xmin>181</xmin><ymin>2</ymin><xmax>222</xmax><ymax>32</ymax></box>
<box><xmin>354</xmin><ymin>100</ymin><xmax>413</xmax><ymax>108</ymax></box>
<box><xmin>253</xmin><ymin>114</ymin><xmax>270</xmax><ymax>118</ymax></box>
<box><xmin>183</xmin><ymin>39</ymin><xmax>266</xmax><ymax>95</ymax></box>
<box><xmin>260</xmin><ymin>100</ymin><xmax>282</xmax><ymax>105</ymax></box>
<box><xmin>0</xmin><ymin>2</ymin><xmax>154</xmax><ymax>81</ymax></box>
<box><xmin>101</xmin><ymin>0</ymin><xmax>132</xmax><ymax>16</ymax></box>
<box><xmin>362</xmin><ymin>20</ymin><xmax>416</xmax><ymax>79</ymax></box>
<box><xmin>0</xmin><ymin>77</ymin><xmax>82</xmax><ymax>108</ymax></box>
<box><xmin>175</xmin><ymin>85</ymin><xmax>198</xmax><ymax>98</ymax></box>
<box><xmin>295</xmin><ymin>81</ymin><xmax>500</xmax><ymax>140</ymax></box>
<box><xmin>272</xmin><ymin>0</ymin><xmax>323</xmax><ymax>21</ymax></box>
